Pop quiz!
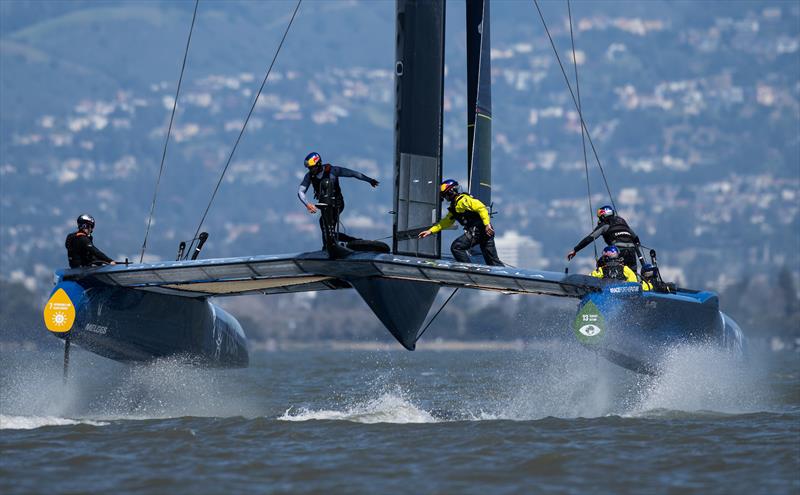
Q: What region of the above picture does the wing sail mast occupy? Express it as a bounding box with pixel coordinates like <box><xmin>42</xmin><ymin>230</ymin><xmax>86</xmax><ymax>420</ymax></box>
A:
<box><xmin>392</xmin><ymin>0</ymin><xmax>446</xmax><ymax>258</ymax></box>
<box><xmin>466</xmin><ymin>0</ymin><xmax>492</xmax><ymax>206</ymax></box>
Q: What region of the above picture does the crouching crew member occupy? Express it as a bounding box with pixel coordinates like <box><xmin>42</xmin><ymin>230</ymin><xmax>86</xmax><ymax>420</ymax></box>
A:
<box><xmin>641</xmin><ymin>263</ymin><xmax>675</xmax><ymax>293</ymax></box>
<box><xmin>297</xmin><ymin>152</ymin><xmax>379</xmax><ymax>250</ymax></box>
<box><xmin>567</xmin><ymin>204</ymin><xmax>642</xmax><ymax>270</ymax></box>
<box><xmin>65</xmin><ymin>214</ymin><xmax>115</xmax><ymax>268</ymax></box>
<box><xmin>591</xmin><ymin>246</ymin><xmax>638</xmax><ymax>283</ymax></box>
<box><xmin>419</xmin><ymin>179</ymin><xmax>503</xmax><ymax>266</ymax></box>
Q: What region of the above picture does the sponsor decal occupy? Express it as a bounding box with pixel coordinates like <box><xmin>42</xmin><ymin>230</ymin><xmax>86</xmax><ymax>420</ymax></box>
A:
<box><xmin>578</xmin><ymin>324</ymin><xmax>602</xmax><ymax>337</ymax></box>
<box><xmin>43</xmin><ymin>288</ymin><xmax>76</xmax><ymax>333</ymax></box>
<box><xmin>609</xmin><ymin>285</ymin><xmax>640</xmax><ymax>294</ymax></box>
<box><xmin>573</xmin><ymin>300</ymin><xmax>605</xmax><ymax>344</ymax></box>
<box><xmin>85</xmin><ymin>323</ymin><xmax>108</xmax><ymax>335</ymax></box>
<box><xmin>390</xmin><ymin>257</ymin><xmax>516</xmax><ymax>275</ymax></box>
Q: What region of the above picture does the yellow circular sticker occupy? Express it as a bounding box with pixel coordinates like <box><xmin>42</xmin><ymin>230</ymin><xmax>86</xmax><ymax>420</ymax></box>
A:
<box><xmin>43</xmin><ymin>288</ymin><xmax>76</xmax><ymax>333</ymax></box>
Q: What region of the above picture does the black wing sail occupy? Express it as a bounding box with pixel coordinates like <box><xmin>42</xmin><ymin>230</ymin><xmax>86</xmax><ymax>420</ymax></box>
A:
<box><xmin>466</xmin><ymin>0</ymin><xmax>492</xmax><ymax>206</ymax></box>
<box><xmin>393</xmin><ymin>0</ymin><xmax>446</xmax><ymax>258</ymax></box>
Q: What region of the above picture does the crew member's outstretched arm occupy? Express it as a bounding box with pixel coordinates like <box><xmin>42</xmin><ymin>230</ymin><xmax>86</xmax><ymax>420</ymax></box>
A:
<box><xmin>419</xmin><ymin>213</ymin><xmax>455</xmax><ymax>238</ymax></box>
<box><xmin>574</xmin><ymin>224</ymin><xmax>608</xmax><ymax>252</ymax></box>
<box><xmin>335</xmin><ymin>166</ymin><xmax>379</xmax><ymax>187</ymax></box>
<box><xmin>568</xmin><ymin>224</ymin><xmax>608</xmax><ymax>260</ymax></box>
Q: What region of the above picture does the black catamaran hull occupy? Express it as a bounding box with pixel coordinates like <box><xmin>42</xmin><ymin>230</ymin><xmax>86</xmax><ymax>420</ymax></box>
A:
<box><xmin>45</xmin><ymin>277</ymin><xmax>248</xmax><ymax>367</ymax></box>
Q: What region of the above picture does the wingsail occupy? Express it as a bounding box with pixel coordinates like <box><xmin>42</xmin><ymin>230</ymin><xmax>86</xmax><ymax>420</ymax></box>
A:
<box><xmin>393</xmin><ymin>0</ymin><xmax>446</xmax><ymax>258</ymax></box>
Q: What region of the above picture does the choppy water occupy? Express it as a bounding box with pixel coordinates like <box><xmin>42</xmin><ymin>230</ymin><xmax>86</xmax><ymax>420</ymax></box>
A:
<box><xmin>1</xmin><ymin>342</ymin><xmax>798</xmax><ymax>494</ymax></box>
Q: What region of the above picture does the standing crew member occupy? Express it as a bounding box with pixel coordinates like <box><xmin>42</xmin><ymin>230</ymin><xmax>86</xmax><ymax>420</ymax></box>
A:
<box><xmin>297</xmin><ymin>152</ymin><xmax>379</xmax><ymax>250</ymax></box>
<box><xmin>419</xmin><ymin>179</ymin><xmax>503</xmax><ymax>266</ymax></box>
<box><xmin>65</xmin><ymin>214</ymin><xmax>115</xmax><ymax>268</ymax></box>
<box><xmin>567</xmin><ymin>205</ymin><xmax>642</xmax><ymax>269</ymax></box>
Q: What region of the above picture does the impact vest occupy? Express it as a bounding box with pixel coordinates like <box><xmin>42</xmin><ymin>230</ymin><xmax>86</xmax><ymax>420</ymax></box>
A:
<box><xmin>447</xmin><ymin>194</ymin><xmax>483</xmax><ymax>227</ymax></box>
<box><xmin>600</xmin><ymin>217</ymin><xmax>637</xmax><ymax>246</ymax></box>
<box><xmin>600</xmin><ymin>259</ymin><xmax>628</xmax><ymax>281</ymax></box>
<box><xmin>311</xmin><ymin>165</ymin><xmax>343</xmax><ymax>207</ymax></box>
<box><xmin>65</xmin><ymin>231</ymin><xmax>88</xmax><ymax>268</ymax></box>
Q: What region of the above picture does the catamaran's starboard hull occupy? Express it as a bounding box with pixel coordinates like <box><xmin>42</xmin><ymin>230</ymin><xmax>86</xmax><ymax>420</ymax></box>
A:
<box><xmin>574</xmin><ymin>283</ymin><xmax>744</xmax><ymax>375</ymax></box>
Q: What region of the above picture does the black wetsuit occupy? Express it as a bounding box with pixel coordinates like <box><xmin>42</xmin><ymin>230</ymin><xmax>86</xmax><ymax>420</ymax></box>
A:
<box><xmin>574</xmin><ymin>216</ymin><xmax>641</xmax><ymax>269</ymax></box>
<box><xmin>65</xmin><ymin>232</ymin><xmax>113</xmax><ymax>268</ymax></box>
<box><xmin>297</xmin><ymin>164</ymin><xmax>376</xmax><ymax>249</ymax></box>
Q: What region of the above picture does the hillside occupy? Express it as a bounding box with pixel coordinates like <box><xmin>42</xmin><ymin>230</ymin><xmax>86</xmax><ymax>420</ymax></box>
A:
<box><xmin>1</xmin><ymin>0</ymin><xmax>798</xmax><ymax>342</ymax></box>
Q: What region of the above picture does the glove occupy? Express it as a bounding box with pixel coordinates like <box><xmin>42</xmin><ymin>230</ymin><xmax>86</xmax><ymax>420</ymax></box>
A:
<box><xmin>567</xmin><ymin>250</ymin><xmax>576</xmax><ymax>261</ymax></box>
<box><xmin>369</xmin><ymin>178</ymin><xmax>379</xmax><ymax>188</ymax></box>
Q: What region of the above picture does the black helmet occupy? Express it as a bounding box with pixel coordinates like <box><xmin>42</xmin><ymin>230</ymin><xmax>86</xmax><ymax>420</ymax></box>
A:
<box><xmin>77</xmin><ymin>214</ymin><xmax>95</xmax><ymax>229</ymax></box>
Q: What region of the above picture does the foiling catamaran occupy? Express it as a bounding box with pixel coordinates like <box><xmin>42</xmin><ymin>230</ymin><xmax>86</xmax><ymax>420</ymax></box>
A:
<box><xmin>43</xmin><ymin>0</ymin><xmax>743</xmax><ymax>376</ymax></box>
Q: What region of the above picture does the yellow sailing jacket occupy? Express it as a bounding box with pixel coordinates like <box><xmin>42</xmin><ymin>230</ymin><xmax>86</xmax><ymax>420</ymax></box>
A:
<box><xmin>590</xmin><ymin>265</ymin><xmax>640</xmax><ymax>284</ymax></box>
<box><xmin>429</xmin><ymin>194</ymin><xmax>491</xmax><ymax>234</ymax></box>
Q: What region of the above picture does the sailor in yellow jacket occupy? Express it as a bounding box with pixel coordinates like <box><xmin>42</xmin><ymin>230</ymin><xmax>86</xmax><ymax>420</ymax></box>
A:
<box><xmin>419</xmin><ymin>179</ymin><xmax>503</xmax><ymax>266</ymax></box>
<box><xmin>591</xmin><ymin>246</ymin><xmax>641</xmax><ymax>284</ymax></box>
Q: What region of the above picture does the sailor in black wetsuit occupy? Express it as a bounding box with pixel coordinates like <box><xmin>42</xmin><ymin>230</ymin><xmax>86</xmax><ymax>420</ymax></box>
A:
<box><xmin>65</xmin><ymin>214</ymin><xmax>115</xmax><ymax>268</ymax></box>
<box><xmin>567</xmin><ymin>205</ymin><xmax>642</xmax><ymax>270</ymax></box>
<box><xmin>297</xmin><ymin>152</ymin><xmax>379</xmax><ymax>250</ymax></box>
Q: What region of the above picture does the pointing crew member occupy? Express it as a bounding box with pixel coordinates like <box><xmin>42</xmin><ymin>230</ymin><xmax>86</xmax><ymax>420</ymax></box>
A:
<box><xmin>297</xmin><ymin>152</ymin><xmax>379</xmax><ymax>249</ymax></box>
<box><xmin>590</xmin><ymin>246</ymin><xmax>638</xmax><ymax>283</ymax></box>
<box><xmin>567</xmin><ymin>205</ymin><xmax>642</xmax><ymax>270</ymax></box>
<box><xmin>65</xmin><ymin>214</ymin><xmax>115</xmax><ymax>268</ymax></box>
<box><xmin>419</xmin><ymin>179</ymin><xmax>503</xmax><ymax>266</ymax></box>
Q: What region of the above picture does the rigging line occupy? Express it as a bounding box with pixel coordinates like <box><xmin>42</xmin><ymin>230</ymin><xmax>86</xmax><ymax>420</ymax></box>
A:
<box><xmin>566</xmin><ymin>0</ymin><xmax>597</xmax><ymax>259</ymax></box>
<box><xmin>415</xmin><ymin>288</ymin><xmax>459</xmax><ymax>344</ymax></box>
<box><xmin>189</xmin><ymin>0</ymin><xmax>302</xmax><ymax>244</ymax></box>
<box><xmin>531</xmin><ymin>0</ymin><xmax>616</xmax><ymax>211</ymax></box>
<box><xmin>139</xmin><ymin>0</ymin><xmax>200</xmax><ymax>263</ymax></box>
